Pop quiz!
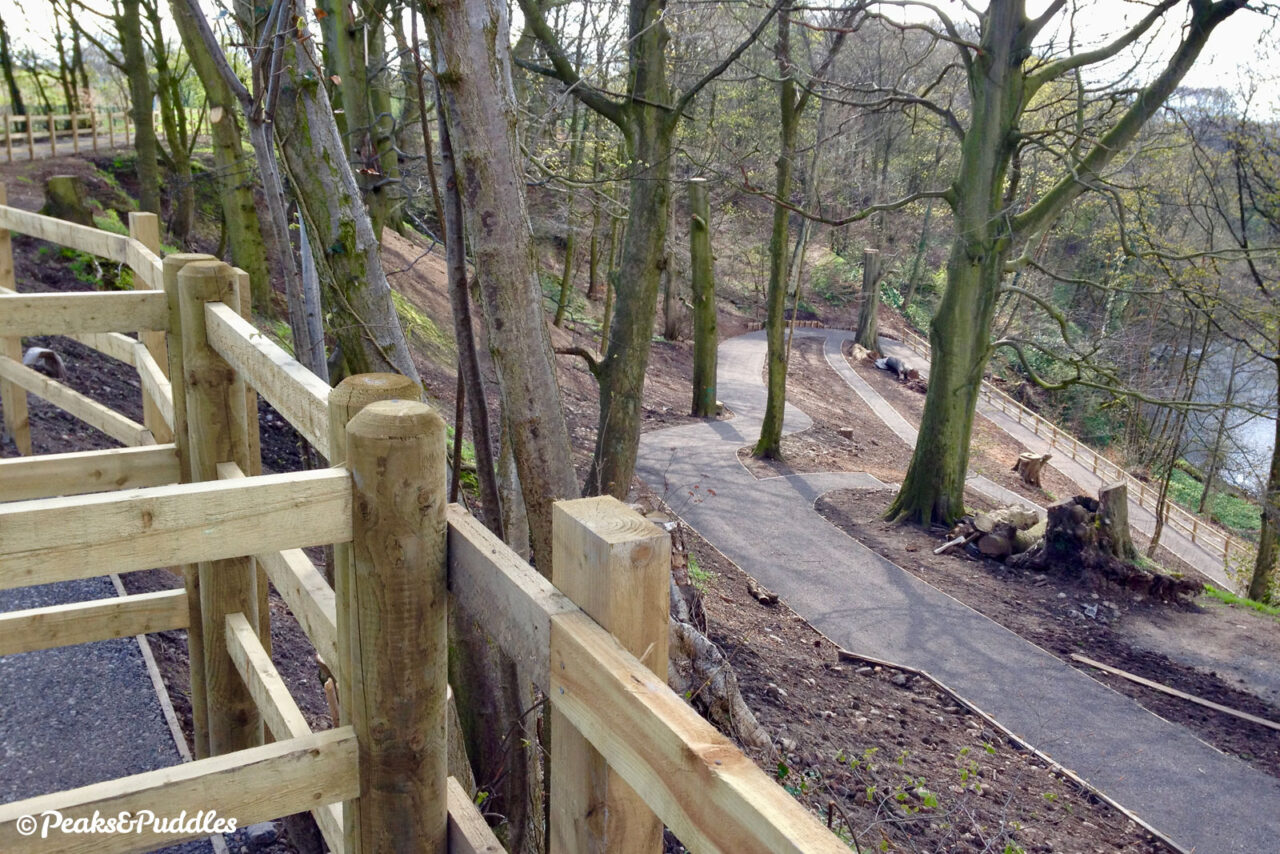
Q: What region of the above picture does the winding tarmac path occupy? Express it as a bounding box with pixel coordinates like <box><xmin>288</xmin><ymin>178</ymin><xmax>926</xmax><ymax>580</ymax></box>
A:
<box><xmin>637</xmin><ymin>328</ymin><xmax>1280</xmax><ymax>853</ymax></box>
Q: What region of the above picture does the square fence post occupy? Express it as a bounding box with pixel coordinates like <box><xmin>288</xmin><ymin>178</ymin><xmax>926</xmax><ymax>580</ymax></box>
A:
<box><xmin>342</xmin><ymin>400</ymin><xmax>448</xmax><ymax>853</ymax></box>
<box><xmin>129</xmin><ymin>212</ymin><xmax>173</xmax><ymax>443</ymax></box>
<box><xmin>550</xmin><ymin>496</ymin><xmax>670</xmax><ymax>854</ymax></box>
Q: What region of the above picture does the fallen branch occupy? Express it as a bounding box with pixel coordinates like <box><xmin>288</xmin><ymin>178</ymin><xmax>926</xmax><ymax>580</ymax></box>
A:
<box><xmin>1070</xmin><ymin>653</ymin><xmax>1280</xmax><ymax>733</ymax></box>
<box><xmin>934</xmin><ymin>531</ymin><xmax>980</xmax><ymax>555</ymax></box>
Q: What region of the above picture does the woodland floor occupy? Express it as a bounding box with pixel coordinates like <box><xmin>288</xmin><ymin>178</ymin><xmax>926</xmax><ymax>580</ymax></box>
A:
<box><xmin>4</xmin><ymin>153</ymin><xmax>1280</xmax><ymax>853</ymax></box>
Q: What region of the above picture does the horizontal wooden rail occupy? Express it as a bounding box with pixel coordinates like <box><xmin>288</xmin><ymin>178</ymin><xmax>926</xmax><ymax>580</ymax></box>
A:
<box><xmin>67</xmin><ymin>331</ymin><xmax>138</xmax><ymax>365</ymax></box>
<box><xmin>225</xmin><ymin>613</ymin><xmax>344</xmax><ymax>851</ymax></box>
<box><xmin>0</xmin><ymin>588</ymin><xmax>187</xmax><ymax>656</ymax></box>
<box><xmin>448</xmin><ymin>503</ymin><xmax>844</xmax><ymax>853</ymax></box>
<box><xmin>205</xmin><ymin>301</ymin><xmax>331</xmax><ymax>453</ymax></box>
<box><xmin>447</xmin><ymin>776</ymin><xmax>504</xmax><ymax>854</ymax></box>
<box><xmin>0</xmin><ymin>468</ymin><xmax>351</xmax><ymax>590</ymax></box>
<box><xmin>256</xmin><ymin>547</ymin><xmax>339</xmax><ymax>672</ymax></box>
<box><xmin>447</xmin><ymin>504</ymin><xmax>577</xmax><ymax>691</ymax></box>
<box><xmin>0</xmin><ymin>291</ymin><xmax>168</xmax><ymax>337</ymax></box>
<box><xmin>0</xmin><ymin>728</ymin><xmax>359</xmax><ymax>853</ymax></box>
<box><xmin>0</xmin><ymin>354</ymin><xmax>153</xmax><ymax>447</ymax></box>
<box><xmin>550</xmin><ymin>611</ymin><xmax>845</xmax><ymax>854</ymax></box>
<box><xmin>0</xmin><ymin>444</ymin><xmax>180</xmax><ymax>502</ymax></box>
<box><xmin>133</xmin><ymin>339</ymin><xmax>175</xmax><ymax>429</ymax></box>
<box><xmin>0</xmin><ymin>206</ymin><xmax>129</xmax><ymax>262</ymax></box>
<box><xmin>216</xmin><ymin>461</ymin><xmax>338</xmax><ymax>668</ymax></box>
<box><xmin>125</xmin><ymin>238</ymin><xmax>164</xmax><ymax>290</ymax></box>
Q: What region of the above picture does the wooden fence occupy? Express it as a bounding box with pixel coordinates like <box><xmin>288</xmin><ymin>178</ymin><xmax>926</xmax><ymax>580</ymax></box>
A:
<box><xmin>0</xmin><ymin>110</ymin><xmax>180</xmax><ymax>162</ymax></box>
<box><xmin>892</xmin><ymin>328</ymin><xmax>1257</xmax><ymax>584</ymax></box>
<box><xmin>0</xmin><ymin>194</ymin><xmax>845</xmax><ymax>852</ymax></box>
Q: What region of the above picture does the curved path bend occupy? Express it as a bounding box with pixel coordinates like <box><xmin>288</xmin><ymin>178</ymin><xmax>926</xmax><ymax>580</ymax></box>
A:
<box><xmin>637</xmin><ymin>328</ymin><xmax>1280</xmax><ymax>853</ymax></box>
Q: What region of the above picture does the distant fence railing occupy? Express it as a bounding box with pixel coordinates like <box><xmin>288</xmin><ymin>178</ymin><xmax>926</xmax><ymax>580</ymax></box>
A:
<box><xmin>893</xmin><ymin>328</ymin><xmax>1257</xmax><ymax>585</ymax></box>
<box><xmin>0</xmin><ymin>109</ymin><xmax>186</xmax><ymax>162</ymax></box>
<box><xmin>0</xmin><ymin>194</ymin><xmax>846</xmax><ymax>852</ymax></box>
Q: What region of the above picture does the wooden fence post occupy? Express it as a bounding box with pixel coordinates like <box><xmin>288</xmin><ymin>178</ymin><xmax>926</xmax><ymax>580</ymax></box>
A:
<box><xmin>129</xmin><ymin>212</ymin><xmax>173</xmax><ymax>443</ymax></box>
<box><xmin>4</xmin><ymin>116</ymin><xmax>11</xmax><ymax>162</ymax></box>
<box><xmin>48</xmin><ymin>114</ymin><xmax>55</xmax><ymax>156</ymax></box>
<box><xmin>327</xmin><ymin>373</ymin><xmax>419</xmax><ymax>694</ymax></box>
<box><xmin>550</xmin><ymin>496</ymin><xmax>670</xmax><ymax>854</ymax></box>
<box><xmin>163</xmin><ymin>251</ymin><xmax>218</xmax><ymax>759</ymax></box>
<box><xmin>123</xmin><ymin>111</ymin><xmax>130</xmax><ymax>146</ymax></box>
<box><xmin>178</xmin><ymin>259</ymin><xmax>262</xmax><ymax>757</ymax></box>
<box><xmin>25</xmin><ymin>114</ymin><xmax>34</xmax><ymax>159</ymax></box>
<box><xmin>0</xmin><ymin>184</ymin><xmax>31</xmax><ymax>455</ymax></box>
<box><xmin>91</xmin><ymin>111</ymin><xmax>98</xmax><ymax>152</ymax></box>
<box><xmin>342</xmin><ymin>399</ymin><xmax>448</xmax><ymax>854</ymax></box>
<box><xmin>72</xmin><ymin>113</ymin><xmax>80</xmax><ymax>153</ymax></box>
<box><xmin>108</xmin><ymin>110</ymin><xmax>115</xmax><ymax>148</ymax></box>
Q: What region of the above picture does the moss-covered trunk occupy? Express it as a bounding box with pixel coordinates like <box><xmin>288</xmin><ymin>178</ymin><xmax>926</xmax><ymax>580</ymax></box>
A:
<box><xmin>272</xmin><ymin>7</ymin><xmax>418</xmax><ymax>380</ymax></box>
<box><xmin>755</xmin><ymin>11</ymin><xmax>798</xmax><ymax>459</ymax></box>
<box><xmin>586</xmin><ymin>112</ymin><xmax>673</xmax><ymax>495</ymax></box>
<box><xmin>689</xmin><ymin>179</ymin><xmax>717</xmax><ymax>416</ymax></box>
<box><xmin>119</xmin><ymin>0</ymin><xmax>160</xmax><ymax>215</ymax></box>
<box><xmin>171</xmin><ymin>0</ymin><xmax>271</xmax><ymax>310</ymax></box>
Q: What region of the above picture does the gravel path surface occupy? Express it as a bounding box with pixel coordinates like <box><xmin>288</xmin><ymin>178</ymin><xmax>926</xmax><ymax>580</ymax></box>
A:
<box><xmin>637</xmin><ymin>328</ymin><xmax>1280</xmax><ymax>854</ymax></box>
<box><xmin>1</xmin><ymin>576</ymin><xmax>213</xmax><ymax>853</ymax></box>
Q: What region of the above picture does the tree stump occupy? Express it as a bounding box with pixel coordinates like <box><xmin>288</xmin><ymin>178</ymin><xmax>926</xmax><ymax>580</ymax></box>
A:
<box><xmin>1012</xmin><ymin>452</ymin><xmax>1052</xmax><ymax>487</ymax></box>
<box><xmin>1098</xmin><ymin>480</ymin><xmax>1137</xmax><ymax>561</ymax></box>
<box><xmin>1008</xmin><ymin>490</ymin><xmax>1201</xmax><ymax>601</ymax></box>
<box><xmin>41</xmin><ymin>175</ymin><xmax>94</xmax><ymax>227</ymax></box>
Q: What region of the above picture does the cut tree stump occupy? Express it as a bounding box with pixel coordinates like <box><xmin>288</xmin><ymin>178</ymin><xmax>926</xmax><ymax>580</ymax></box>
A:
<box><xmin>1098</xmin><ymin>480</ymin><xmax>1137</xmax><ymax>561</ymax></box>
<box><xmin>1012</xmin><ymin>452</ymin><xmax>1052</xmax><ymax>487</ymax></box>
<box><xmin>41</xmin><ymin>175</ymin><xmax>94</xmax><ymax>227</ymax></box>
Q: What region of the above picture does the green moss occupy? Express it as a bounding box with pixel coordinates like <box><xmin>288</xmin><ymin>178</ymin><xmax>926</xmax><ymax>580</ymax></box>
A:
<box><xmin>391</xmin><ymin>290</ymin><xmax>455</xmax><ymax>360</ymax></box>
<box><xmin>93</xmin><ymin>210</ymin><xmax>129</xmax><ymax>236</ymax></box>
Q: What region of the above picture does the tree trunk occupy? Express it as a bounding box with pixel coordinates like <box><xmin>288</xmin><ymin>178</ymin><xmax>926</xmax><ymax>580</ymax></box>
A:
<box><xmin>689</xmin><ymin>179</ymin><xmax>717</xmax><ymax>416</ymax></box>
<box><xmin>754</xmin><ymin>9</ymin><xmax>798</xmax><ymax>460</ymax></box>
<box><xmin>119</xmin><ymin>0</ymin><xmax>161</xmax><ymax>214</ymax></box>
<box><xmin>170</xmin><ymin>0</ymin><xmax>272</xmax><ymax>311</ymax></box>
<box><xmin>0</xmin><ymin>16</ymin><xmax>26</xmax><ymax>118</ymax></box>
<box><xmin>854</xmin><ymin>248</ymin><xmax>881</xmax><ymax>351</ymax></box>
<box><xmin>586</xmin><ymin>113</ymin><xmax>674</xmax><ymax>496</ymax></box>
<box><xmin>887</xmin><ymin>242</ymin><xmax>1003</xmax><ymax>524</ymax></box>
<box><xmin>437</xmin><ymin>94</ymin><xmax>503</xmax><ymax>538</ymax></box>
<box><xmin>148</xmin><ymin>2</ymin><xmax>194</xmax><ymax>243</ymax></box>
<box><xmin>1249</xmin><ymin>392</ymin><xmax>1280</xmax><ymax>603</ymax></box>
<box><xmin>270</xmin><ymin>4</ymin><xmax>417</xmax><ymax>380</ymax></box>
<box><xmin>425</xmin><ymin>0</ymin><xmax>578</xmax><ymax>570</ymax></box>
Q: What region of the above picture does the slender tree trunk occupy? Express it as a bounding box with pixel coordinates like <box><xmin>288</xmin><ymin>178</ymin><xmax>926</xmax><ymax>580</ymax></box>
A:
<box><xmin>755</xmin><ymin>9</ymin><xmax>798</xmax><ymax>459</ymax></box>
<box><xmin>437</xmin><ymin>96</ymin><xmax>504</xmax><ymax>537</ymax></box>
<box><xmin>426</xmin><ymin>0</ymin><xmax>578</xmax><ymax>569</ymax></box>
<box><xmin>119</xmin><ymin>0</ymin><xmax>161</xmax><ymax>214</ymax></box>
<box><xmin>689</xmin><ymin>178</ymin><xmax>717</xmax><ymax>416</ymax></box>
<box><xmin>148</xmin><ymin>3</ymin><xmax>194</xmax><ymax>242</ymax></box>
<box><xmin>170</xmin><ymin>0</ymin><xmax>272</xmax><ymax>311</ymax></box>
<box><xmin>0</xmin><ymin>16</ymin><xmax>26</xmax><ymax>117</ymax></box>
<box><xmin>1198</xmin><ymin>345</ymin><xmax>1242</xmax><ymax>515</ymax></box>
<box><xmin>1249</xmin><ymin>361</ymin><xmax>1280</xmax><ymax>603</ymax></box>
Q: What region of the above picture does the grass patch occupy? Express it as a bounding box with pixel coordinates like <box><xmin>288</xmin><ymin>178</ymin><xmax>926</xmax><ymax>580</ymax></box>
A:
<box><xmin>93</xmin><ymin>210</ymin><xmax>129</xmax><ymax>236</ymax></box>
<box><xmin>1203</xmin><ymin>584</ymin><xmax>1280</xmax><ymax>618</ymax></box>
<box><xmin>1164</xmin><ymin>468</ymin><xmax>1260</xmax><ymax>537</ymax></box>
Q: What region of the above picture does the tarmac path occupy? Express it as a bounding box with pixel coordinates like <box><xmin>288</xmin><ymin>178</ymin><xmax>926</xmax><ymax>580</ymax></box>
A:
<box><xmin>636</xmin><ymin>328</ymin><xmax>1280</xmax><ymax>853</ymax></box>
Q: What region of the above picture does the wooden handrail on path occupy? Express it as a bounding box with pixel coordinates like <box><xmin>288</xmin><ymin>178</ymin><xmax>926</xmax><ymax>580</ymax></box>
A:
<box><xmin>0</xmin><ymin>194</ymin><xmax>847</xmax><ymax>851</ymax></box>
